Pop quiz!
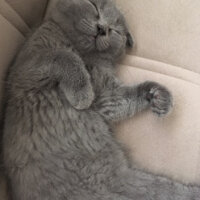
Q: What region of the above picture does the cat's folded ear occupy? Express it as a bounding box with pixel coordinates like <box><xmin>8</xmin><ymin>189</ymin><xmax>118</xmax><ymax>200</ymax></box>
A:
<box><xmin>126</xmin><ymin>32</ymin><xmax>134</xmax><ymax>48</ymax></box>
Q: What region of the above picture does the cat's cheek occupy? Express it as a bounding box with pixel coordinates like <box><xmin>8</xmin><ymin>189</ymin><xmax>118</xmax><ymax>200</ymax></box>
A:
<box><xmin>109</xmin><ymin>34</ymin><xmax>124</xmax><ymax>55</ymax></box>
<box><xmin>76</xmin><ymin>19</ymin><xmax>97</xmax><ymax>36</ymax></box>
<box><xmin>96</xmin><ymin>36</ymin><xmax>110</xmax><ymax>51</ymax></box>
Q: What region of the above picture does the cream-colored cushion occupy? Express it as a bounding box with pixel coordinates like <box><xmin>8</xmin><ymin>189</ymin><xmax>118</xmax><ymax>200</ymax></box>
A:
<box><xmin>117</xmin><ymin>56</ymin><xmax>200</xmax><ymax>184</ymax></box>
<box><xmin>1</xmin><ymin>1</ymin><xmax>200</xmax><ymax>199</ymax></box>
<box><xmin>0</xmin><ymin>172</ymin><xmax>8</xmax><ymax>200</ymax></box>
<box><xmin>6</xmin><ymin>0</ymin><xmax>48</xmax><ymax>28</ymax></box>
<box><xmin>0</xmin><ymin>14</ymin><xmax>24</xmax><ymax>200</ymax></box>
<box><xmin>0</xmin><ymin>0</ymin><xmax>49</xmax><ymax>108</ymax></box>
<box><xmin>0</xmin><ymin>14</ymin><xmax>24</xmax><ymax>115</ymax></box>
<box><xmin>114</xmin><ymin>0</ymin><xmax>200</xmax><ymax>184</ymax></box>
<box><xmin>116</xmin><ymin>0</ymin><xmax>200</xmax><ymax>74</ymax></box>
<box><xmin>0</xmin><ymin>0</ymin><xmax>29</xmax><ymax>34</ymax></box>
<box><xmin>0</xmin><ymin>1</ymin><xmax>49</xmax><ymax>199</ymax></box>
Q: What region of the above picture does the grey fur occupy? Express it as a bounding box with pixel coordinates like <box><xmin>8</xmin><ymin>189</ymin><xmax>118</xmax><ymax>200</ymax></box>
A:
<box><xmin>2</xmin><ymin>0</ymin><xmax>200</xmax><ymax>199</ymax></box>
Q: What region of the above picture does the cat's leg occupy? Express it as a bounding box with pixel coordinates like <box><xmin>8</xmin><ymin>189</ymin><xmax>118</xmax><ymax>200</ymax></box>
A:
<box><xmin>94</xmin><ymin>80</ymin><xmax>173</xmax><ymax>122</ymax></box>
<box><xmin>54</xmin><ymin>51</ymin><xmax>94</xmax><ymax>110</ymax></box>
<box><xmin>15</xmin><ymin>50</ymin><xmax>94</xmax><ymax>110</ymax></box>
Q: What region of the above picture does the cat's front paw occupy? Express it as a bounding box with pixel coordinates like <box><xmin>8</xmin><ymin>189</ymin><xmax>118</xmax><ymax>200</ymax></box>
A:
<box><xmin>145</xmin><ymin>82</ymin><xmax>173</xmax><ymax>116</ymax></box>
<box><xmin>72</xmin><ymin>89</ymin><xmax>95</xmax><ymax>110</ymax></box>
<box><xmin>62</xmin><ymin>79</ymin><xmax>95</xmax><ymax>110</ymax></box>
<box><xmin>70</xmin><ymin>84</ymin><xmax>95</xmax><ymax>110</ymax></box>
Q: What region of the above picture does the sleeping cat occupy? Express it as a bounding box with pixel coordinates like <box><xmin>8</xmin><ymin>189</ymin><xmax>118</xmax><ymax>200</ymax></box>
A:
<box><xmin>2</xmin><ymin>0</ymin><xmax>200</xmax><ymax>199</ymax></box>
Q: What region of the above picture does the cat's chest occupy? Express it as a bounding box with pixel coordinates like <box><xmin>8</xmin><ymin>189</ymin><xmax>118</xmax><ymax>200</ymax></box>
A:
<box><xmin>42</xmin><ymin>104</ymin><xmax>112</xmax><ymax>154</ymax></box>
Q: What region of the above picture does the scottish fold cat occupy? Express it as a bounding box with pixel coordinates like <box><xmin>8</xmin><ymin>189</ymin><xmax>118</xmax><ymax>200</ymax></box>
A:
<box><xmin>2</xmin><ymin>0</ymin><xmax>199</xmax><ymax>199</ymax></box>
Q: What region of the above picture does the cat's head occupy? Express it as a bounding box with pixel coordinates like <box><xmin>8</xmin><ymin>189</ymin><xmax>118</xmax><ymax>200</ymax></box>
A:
<box><xmin>52</xmin><ymin>0</ymin><xmax>133</xmax><ymax>58</ymax></box>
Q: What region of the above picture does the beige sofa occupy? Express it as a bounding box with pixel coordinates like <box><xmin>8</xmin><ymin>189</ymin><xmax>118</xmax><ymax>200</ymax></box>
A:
<box><xmin>0</xmin><ymin>0</ymin><xmax>200</xmax><ymax>199</ymax></box>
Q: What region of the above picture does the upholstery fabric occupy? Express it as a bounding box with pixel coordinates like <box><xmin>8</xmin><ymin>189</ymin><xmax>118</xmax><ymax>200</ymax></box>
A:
<box><xmin>0</xmin><ymin>173</ymin><xmax>8</xmax><ymax>200</ymax></box>
<box><xmin>116</xmin><ymin>0</ymin><xmax>200</xmax><ymax>74</ymax></box>
<box><xmin>0</xmin><ymin>12</ymin><xmax>24</xmax><ymax>200</ymax></box>
<box><xmin>114</xmin><ymin>0</ymin><xmax>200</xmax><ymax>184</ymax></box>
<box><xmin>0</xmin><ymin>14</ymin><xmax>24</xmax><ymax>116</ymax></box>
<box><xmin>0</xmin><ymin>0</ymin><xmax>49</xmax><ymax>115</ymax></box>
<box><xmin>0</xmin><ymin>1</ymin><xmax>48</xmax><ymax>199</ymax></box>
<box><xmin>0</xmin><ymin>0</ymin><xmax>29</xmax><ymax>34</ymax></box>
<box><xmin>0</xmin><ymin>0</ymin><xmax>200</xmax><ymax>199</ymax></box>
<box><xmin>116</xmin><ymin>56</ymin><xmax>200</xmax><ymax>184</ymax></box>
<box><xmin>6</xmin><ymin>0</ymin><xmax>48</xmax><ymax>28</ymax></box>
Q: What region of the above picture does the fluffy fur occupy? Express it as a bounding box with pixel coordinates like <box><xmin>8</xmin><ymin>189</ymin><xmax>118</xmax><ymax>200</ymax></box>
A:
<box><xmin>2</xmin><ymin>0</ymin><xmax>200</xmax><ymax>199</ymax></box>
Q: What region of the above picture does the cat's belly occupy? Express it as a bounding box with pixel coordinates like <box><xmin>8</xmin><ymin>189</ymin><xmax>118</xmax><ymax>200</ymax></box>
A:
<box><xmin>4</xmin><ymin>89</ymin><xmax>114</xmax><ymax>162</ymax></box>
<box><xmin>3</xmin><ymin>90</ymin><xmax>128</xmax><ymax>196</ymax></box>
<box><xmin>44</xmin><ymin>107</ymin><xmax>126</xmax><ymax>184</ymax></box>
<box><xmin>53</xmin><ymin>105</ymin><xmax>114</xmax><ymax>154</ymax></box>
<box><xmin>31</xmin><ymin>104</ymin><xmax>125</xmax><ymax>185</ymax></box>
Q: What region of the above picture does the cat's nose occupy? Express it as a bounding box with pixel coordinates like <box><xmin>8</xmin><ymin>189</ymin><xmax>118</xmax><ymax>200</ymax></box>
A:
<box><xmin>97</xmin><ymin>24</ymin><xmax>107</xmax><ymax>36</ymax></box>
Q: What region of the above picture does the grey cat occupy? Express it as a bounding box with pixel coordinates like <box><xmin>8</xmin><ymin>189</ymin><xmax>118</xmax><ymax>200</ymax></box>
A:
<box><xmin>2</xmin><ymin>0</ymin><xmax>200</xmax><ymax>199</ymax></box>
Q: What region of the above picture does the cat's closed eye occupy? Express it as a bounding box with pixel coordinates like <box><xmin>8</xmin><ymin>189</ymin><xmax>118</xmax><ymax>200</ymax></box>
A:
<box><xmin>116</xmin><ymin>18</ymin><xmax>121</xmax><ymax>24</ymax></box>
<box><xmin>88</xmin><ymin>0</ymin><xmax>100</xmax><ymax>19</ymax></box>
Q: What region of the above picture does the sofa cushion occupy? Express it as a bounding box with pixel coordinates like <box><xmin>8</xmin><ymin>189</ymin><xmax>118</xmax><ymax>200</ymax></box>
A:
<box><xmin>0</xmin><ymin>173</ymin><xmax>8</xmax><ymax>200</ymax></box>
<box><xmin>0</xmin><ymin>14</ymin><xmax>24</xmax><ymax>115</ymax></box>
<box><xmin>117</xmin><ymin>56</ymin><xmax>200</xmax><ymax>183</ymax></box>
<box><xmin>6</xmin><ymin>0</ymin><xmax>48</xmax><ymax>28</ymax></box>
<box><xmin>0</xmin><ymin>3</ymin><xmax>199</xmax><ymax>200</ymax></box>
<box><xmin>0</xmin><ymin>0</ymin><xmax>29</xmax><ymax>34</ymax></box>
<box><xmin>0</xmin><ymin>11</ymin><xmax>25</xmax><ymax>199</ymax></box>
<box><xmin>116</xmin><ymin>0</ymin><xmax>200</xmax><ymax>74</ymax></box>
<box><xmin>0</xmin><ymin>0</ymin><xmax>50</xmax><ymax>114</ymax></box>
<box><xmin>114</xmin><ymin>0</ymin><xmax>200</xmax><ymax>183</ymax></box>
<box><xmin>0</xmin><ymin>1</ymin><xmax>49</xmax><ymax>199</ymax></box>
